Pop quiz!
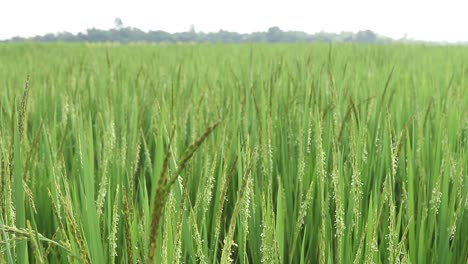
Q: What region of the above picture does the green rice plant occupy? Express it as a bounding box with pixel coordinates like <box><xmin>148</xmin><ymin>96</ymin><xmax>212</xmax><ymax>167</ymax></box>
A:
<box><xmin>0</xmin><ymin>43</ymin><xmax>466</xmax><ymax>263</ymax></box>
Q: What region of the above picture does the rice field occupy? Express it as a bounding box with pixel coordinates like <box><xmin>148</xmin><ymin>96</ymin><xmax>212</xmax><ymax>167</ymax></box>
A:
<box><xmin>0</xmin><ymin>43</ymin><xmax>467</xmax><ymax>263</ymax></box>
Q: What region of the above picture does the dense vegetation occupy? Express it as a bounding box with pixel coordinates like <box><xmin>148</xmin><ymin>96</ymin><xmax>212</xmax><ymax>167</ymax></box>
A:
<box><xmin>4</xmin><ymin>26</ymin><xmax>390</xmax><ymax>44</ymax></box>
<box><xmin>0</xmin><ymin>43</ymin><xmax>467</xmax><ymax>263</ymax></box>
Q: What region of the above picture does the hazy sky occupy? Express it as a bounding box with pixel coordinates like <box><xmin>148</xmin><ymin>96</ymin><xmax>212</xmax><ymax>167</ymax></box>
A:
<box><xmin>1</xmin><ymin>0</ymin><xmax>467</xmax><ymax>42</ymax></box>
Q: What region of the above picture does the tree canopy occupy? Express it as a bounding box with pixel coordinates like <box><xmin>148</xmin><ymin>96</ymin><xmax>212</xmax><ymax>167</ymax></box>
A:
<box><xmin>3</xmin><ymin>24</ymin><xmax>393</xmax><ymax>44</ymax></box>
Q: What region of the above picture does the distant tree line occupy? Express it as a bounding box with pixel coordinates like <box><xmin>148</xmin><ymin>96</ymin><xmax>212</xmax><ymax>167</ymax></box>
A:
<box><xmin>3</xmin><ymin>21</ymin><xmax>393</xmax><ymax>44</ymax></box>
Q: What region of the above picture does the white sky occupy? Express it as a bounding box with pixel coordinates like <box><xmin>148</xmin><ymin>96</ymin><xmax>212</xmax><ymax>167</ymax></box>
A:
<box><xmin>1</xmin><ymin>0</ymin><xmax>467</xmax><ymax>42</ymax></box>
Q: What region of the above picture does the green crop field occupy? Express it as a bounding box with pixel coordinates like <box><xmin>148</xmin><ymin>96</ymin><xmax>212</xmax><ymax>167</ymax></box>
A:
<box><xmin>0</xmin><ymin>43</ymin><xmax>467</xmax><ymax>263</ymax></box>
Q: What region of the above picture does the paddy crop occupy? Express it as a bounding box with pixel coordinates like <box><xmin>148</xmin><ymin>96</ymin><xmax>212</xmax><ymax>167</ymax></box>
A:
<box><xmin>0</xmin><ymin>43</ymin><xmax>467</xmax><ymax>263</ymax></box>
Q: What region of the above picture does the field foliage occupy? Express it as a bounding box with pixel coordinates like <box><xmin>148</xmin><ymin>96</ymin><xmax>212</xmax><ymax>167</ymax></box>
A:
<box><xmin>0</xmin><ymin>43</ymin><xmax>467</xmax><ymax>263</ymax></box>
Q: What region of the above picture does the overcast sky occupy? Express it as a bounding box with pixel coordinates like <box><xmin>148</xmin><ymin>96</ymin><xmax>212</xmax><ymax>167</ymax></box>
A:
<box><xmin>1</xmin><ymin>0</ymin><xmax>467</xmax><ymax>42</ymax></box>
